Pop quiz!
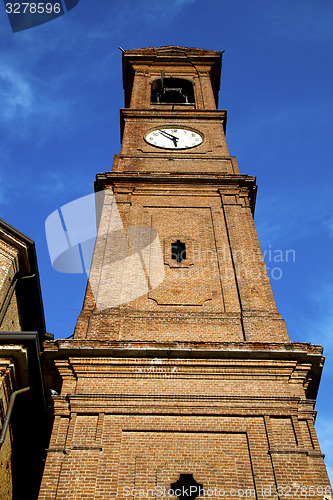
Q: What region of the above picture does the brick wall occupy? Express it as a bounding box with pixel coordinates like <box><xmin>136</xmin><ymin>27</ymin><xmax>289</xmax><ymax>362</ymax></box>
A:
<box><xmin>39</xmin><ymin>341</ymin><xmax>331</xmax><ymax>499</ymax></box>
<box><xmin>39</xmin><ymin>46</ymin><xmax>331</xmax><ymax>499</ymax></box>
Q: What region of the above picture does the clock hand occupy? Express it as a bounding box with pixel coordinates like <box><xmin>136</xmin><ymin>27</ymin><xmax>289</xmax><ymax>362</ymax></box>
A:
<box><xmin>158</xmin><ymin>129</ymin><xmax>179</xmax><ymax>144</ymax></box>
<box><xmin>158</xmin><ymin>129</ymin><xmax>176</xmax><ymax>139</ymax></box>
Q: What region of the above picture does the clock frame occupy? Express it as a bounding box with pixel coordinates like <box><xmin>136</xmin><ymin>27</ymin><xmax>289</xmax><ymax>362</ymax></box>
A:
<box><xmin>144</xmin><ymin>127</ymin><xmax>203</xmax><ymax>150</ymax></box>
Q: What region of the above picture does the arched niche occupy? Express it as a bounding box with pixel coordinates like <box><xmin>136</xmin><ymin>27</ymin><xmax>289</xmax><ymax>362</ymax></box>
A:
<box><xmin>151</xmin><ymin>77</ymin><xmax>195</xmax><ymax>104</ymax></box>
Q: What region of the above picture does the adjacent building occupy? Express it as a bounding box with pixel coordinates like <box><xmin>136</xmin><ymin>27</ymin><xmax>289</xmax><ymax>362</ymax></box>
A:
<box><xmin>0</xmin><ymin>219</ymin><xmax>51</xmax><ymax>499</ymax></box>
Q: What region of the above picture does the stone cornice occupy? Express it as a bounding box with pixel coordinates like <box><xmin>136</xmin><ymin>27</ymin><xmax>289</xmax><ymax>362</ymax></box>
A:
<box><xmin>95</xmin><ymin>172</ymin><xmax>256</xmax><ymax>188</ymax></box>
<box><xmin>43</xmin><ymin>340</ymin><xmax>324</xmax><ymax>358</ymax></box>
<box><xmin>52</xmin><ymin>393</ymin><xmax>316</xmax><ymax>420</ymax></box>
<box><xmin>95</xmin><ymin>172</ymin><xmax>257</xmax><ymax>214</ymax></box>
<box><xmin>120</xmin><ymin>108</ymin><xmax>227</xmax><ymax>120</ymax></box>
<box><xmin>43</xmin><ymin>340</ymin><xmax>323</xmax><ymax>400</ymax></box>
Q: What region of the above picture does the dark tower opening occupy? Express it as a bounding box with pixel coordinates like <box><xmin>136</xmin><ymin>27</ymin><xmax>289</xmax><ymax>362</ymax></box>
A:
<box><xmin>171</xmin><ymin>240</ymin><xmax>186</xmax><ymax>263</ymax></box>
<box><xmin>171</xmin><ymin>474</ymin><xmax>203</xmax><ymax>500</ymax></box>
<box><xmin>151</xmin><ymin>78</ymin><xmax>195</xmax><ymax>104</ymax></box>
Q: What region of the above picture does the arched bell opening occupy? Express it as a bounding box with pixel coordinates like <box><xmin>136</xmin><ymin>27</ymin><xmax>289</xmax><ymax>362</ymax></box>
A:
<box><xmin>151</xmin><ymin>77</ymin><xmax>195</xmax><ymax>104</ymax></box>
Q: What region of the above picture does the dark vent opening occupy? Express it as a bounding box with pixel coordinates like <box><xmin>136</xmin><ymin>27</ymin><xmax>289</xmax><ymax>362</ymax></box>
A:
<box><xmin>171</xmin><ymin>474</ymin><xmax>203</xmax><ymax>500</ymax></box>
<box><xmin>171</xmin><ymin>240</ymin><xmax>186</xmax><ymax>263</ymax></box>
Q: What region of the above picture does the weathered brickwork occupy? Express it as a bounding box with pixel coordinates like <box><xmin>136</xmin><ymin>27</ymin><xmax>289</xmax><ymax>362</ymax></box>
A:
<box><xmin>0</xmin><ymin>358</ymin><xmax>16</xmax><ymax>500</ymax></box>
<box><xmin>39</xmin><ymin>340</ymin><xmax>331</xmax><ymax>499</ymax></box>
<box><xmin>39</xmin><ymin>46</ymin><xmax>331</xmax><ymax>499</ymax></box>
<box><xmin>0</xmin><ymin>235</ymin><xmax>23</xmax><ymax>332</ymax></box>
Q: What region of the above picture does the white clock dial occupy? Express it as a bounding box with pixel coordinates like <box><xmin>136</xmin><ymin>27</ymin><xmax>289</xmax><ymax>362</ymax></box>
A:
<box><xmin>145</xmin><ymin>128</ymin><xmax>203</xmax><ymax>149</ymax></box>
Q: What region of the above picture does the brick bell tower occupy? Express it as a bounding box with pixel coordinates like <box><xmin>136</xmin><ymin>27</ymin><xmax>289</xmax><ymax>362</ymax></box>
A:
<box><xmin>39</xmin><ymin>47</ymin><xmax>331</xmax><ymax>499</ymax></box>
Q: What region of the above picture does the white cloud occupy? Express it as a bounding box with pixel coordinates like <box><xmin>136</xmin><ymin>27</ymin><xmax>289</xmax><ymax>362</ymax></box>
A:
<box><xmin>0</xmin><ymin>61</ymin><xmax>73</xmax><ymax>145</ymax></box>
<box><xmin>255</xmin><ymin>193</ymin><xmax>309</xmax><ymax>247</ymax></box>
<box><xmin>111</xmin><ymin>0</ymin><xmax>196</xmax><ymax>30</ymax></box>
<box><xmin>300</xmin><ymin>283</ymin><xmax>333</xmax><ymax>483</ymax></box>
<box><xmin>0</xmin><ymin>0</ymin><xmax>198</xmax><ymax>142</ymax></box>
<box><xmin>0</xmin><ymin>180</ymin><xmax>7</xmax><ymax>207</ymax></box>
<box><xmin>252</xmin><ymin>0</ymin><xmax>333</xmax><ymax>43</ymax></box>
<box><xmin>0</xmin><ymin>67</ymin><xmax>33</xmax><ymax>122</ymax></box>
<box><xmin>314</xmin><ymin>301</ymin><xmax>333</xmax><ymax>351</ymax></box>
<box><xmin>327</xmin><ymin>217</ymin><xmax>333</xmax><ymax>239</ymax></box>
<box><xmin>315</xmin><ymin>416</ymin><xmax>333</xmax><ymax>484</ymax></box>
<box><xmin>175</xmin><ymin>0</ymin><xmax>195</xmax><ymax>6</ymax></box>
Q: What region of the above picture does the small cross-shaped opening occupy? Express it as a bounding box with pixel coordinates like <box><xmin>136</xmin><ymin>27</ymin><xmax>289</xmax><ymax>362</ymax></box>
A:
<box><xmin>171</xmin><ymin>474</ymin><xmax>203</xmax><ymax>500</ymax></box>
<box><xmin>171</xmin><ymin>240</ymin><xmax>186</xmax><ymax>263</ymax></box>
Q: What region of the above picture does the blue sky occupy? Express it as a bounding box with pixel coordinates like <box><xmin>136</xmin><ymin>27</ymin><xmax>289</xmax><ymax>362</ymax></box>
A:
<box><xmin>1</xmin><ymin>0</ymin><xmax>333</xmax><ymax>482</ymax></box>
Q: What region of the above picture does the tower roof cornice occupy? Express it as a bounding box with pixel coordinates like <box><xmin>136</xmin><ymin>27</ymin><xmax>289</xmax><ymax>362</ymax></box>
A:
<box><xmin>122</xmin><ymin>45</ymin><xmax>223</xmax><ymax>69</ymax></box>
<box><xmin>122</xmin><ymin>45</ymin><xmax>223</xmax><ymax>108</ymax></box>
<box><xmin>123</xmin><ymin>45</ymin><xmax>222</xmax><ymax>58</ymax></box>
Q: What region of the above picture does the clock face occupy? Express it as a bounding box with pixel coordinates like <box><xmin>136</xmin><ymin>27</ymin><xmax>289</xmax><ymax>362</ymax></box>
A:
<box><xmin>145</xmin><ymin>127</ymin><xmax>203</xmax><ymax>149</ymax></box>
